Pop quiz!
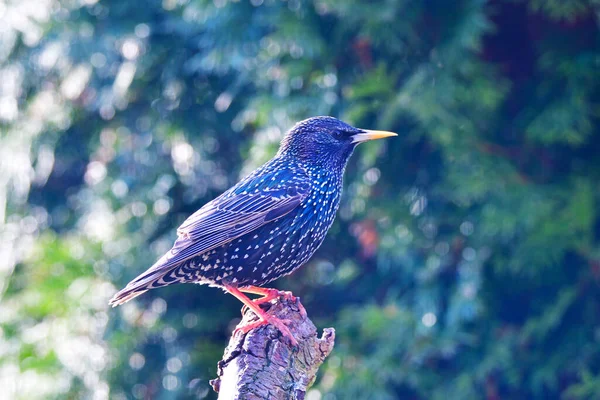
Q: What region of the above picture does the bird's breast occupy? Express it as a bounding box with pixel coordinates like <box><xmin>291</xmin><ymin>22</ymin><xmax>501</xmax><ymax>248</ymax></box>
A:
<box><xmin>243</xmin><ymin>184</ymin><xmax>341</xmax><ymax>284</ymax></box>
<box><xmin>190</xmin><ymin>177</ymin><xmax>343</xmax><ymax>287</ymax></box>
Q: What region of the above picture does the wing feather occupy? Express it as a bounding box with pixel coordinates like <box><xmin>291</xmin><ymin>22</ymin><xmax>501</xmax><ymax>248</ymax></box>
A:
<box><xmin>128</xmin><ymin>177</ymin><xmax>311</xmax><ymax>286</ymax></box>
<box><xmin>110</xmin><ymin>165</ymin><xmax>311</xmax><ymax>306</ymax></box>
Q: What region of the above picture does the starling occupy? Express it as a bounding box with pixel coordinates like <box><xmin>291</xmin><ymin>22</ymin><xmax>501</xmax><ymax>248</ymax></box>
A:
<box><xmin>110</xmin><ymin>116</ymin><xmax>396</xmax><ymax>344</ymax></box>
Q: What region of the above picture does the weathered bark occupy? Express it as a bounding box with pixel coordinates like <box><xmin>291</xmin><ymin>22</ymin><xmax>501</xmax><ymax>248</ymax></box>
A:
<box><xmin>210</xmin><ymin>297</ymin><xmax>335</xmax><ymax>400</ymax></box>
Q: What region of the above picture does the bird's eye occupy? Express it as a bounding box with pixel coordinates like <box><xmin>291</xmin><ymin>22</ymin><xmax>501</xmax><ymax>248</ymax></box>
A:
<box><xmin>332</xmin><ymin>131</ymin><xmax>345</xmax><ymax>141</ymax></box>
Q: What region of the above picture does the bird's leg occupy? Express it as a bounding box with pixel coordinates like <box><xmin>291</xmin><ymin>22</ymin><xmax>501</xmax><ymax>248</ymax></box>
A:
<box><xmin>239</xmin><ymin>286</ymin><xmax>307</xmax><ymax>318</ymax></box>
<box><xmin>224</xmin><ymin>284</ymin><xmax>298</xmax><ymax>346</ymax></box>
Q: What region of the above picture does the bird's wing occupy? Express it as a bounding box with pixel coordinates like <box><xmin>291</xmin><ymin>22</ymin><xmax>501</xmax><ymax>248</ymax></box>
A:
<box><xmin>125</xmin><ymin>171</ymin><xmax>311</xmax><ymax>287</ymax></box>
<box><xmin>173</xmin><ymin>185</ymin><xmax>310</xmax><ymax>255</ymax></box>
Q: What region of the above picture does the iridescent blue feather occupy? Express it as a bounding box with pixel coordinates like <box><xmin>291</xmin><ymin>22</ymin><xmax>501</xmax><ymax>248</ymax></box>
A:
<box><xmin>109</xmin><ymin>116</ymin><xmax>365</xmax><ymax>305</ymax></box>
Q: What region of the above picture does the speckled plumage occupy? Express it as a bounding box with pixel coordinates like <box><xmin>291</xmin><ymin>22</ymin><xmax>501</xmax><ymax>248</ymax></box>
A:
<box><xmin>110</xmin><ymin>116</ymin><xmax>395</xmax><ymax>308</ymax></box>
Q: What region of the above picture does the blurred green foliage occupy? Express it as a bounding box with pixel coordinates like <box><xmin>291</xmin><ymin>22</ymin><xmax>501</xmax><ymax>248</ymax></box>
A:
<box><xmin>1</xmin><ymin>0</ymin><xmax>600</xmax><ymax>399</ymax></box>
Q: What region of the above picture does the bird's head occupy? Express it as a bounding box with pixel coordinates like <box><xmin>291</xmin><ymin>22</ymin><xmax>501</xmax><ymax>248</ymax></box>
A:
<box><xmin>277</xmin><ymin>116</ymin><xmax>397</xmax><ymax>170</ymax></box>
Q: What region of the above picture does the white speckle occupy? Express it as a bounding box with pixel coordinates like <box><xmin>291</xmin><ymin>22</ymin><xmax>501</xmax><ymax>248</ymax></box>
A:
<box><xmin>422</xmin><ymin>312</ymin><xmax>437</xmax><ymax>327</ymax></box>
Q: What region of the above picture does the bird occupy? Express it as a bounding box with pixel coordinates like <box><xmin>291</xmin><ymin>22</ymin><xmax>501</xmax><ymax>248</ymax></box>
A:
<box><xmin>110</xmin><ymin>116</ymin><xmax>396</xmax><ymax>345</ymax></box>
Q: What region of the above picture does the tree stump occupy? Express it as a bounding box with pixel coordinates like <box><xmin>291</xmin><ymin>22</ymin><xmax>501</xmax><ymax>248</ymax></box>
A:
<box><xmin>210</xmin><ymin>297</ymin><xmax>335</xmax><ymax>400</ymax></box>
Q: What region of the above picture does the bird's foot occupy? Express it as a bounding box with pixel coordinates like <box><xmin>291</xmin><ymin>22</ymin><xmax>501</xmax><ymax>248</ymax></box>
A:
<box><xmin>234</xmin><ymin>314</ymin><xmax>298</xmax><ymax>346</ymax></box>
<box><xmin>224</xmin><ymin>284</ymin><xmax>299</xmax><ymax>346</ymax></box>
<box><xmin>259</xmin><ymin>289</ymin><xmax>306</xmax><ymax>319</ymax></box>
<box><xmin>240</xmin><ymin>287</ymin><xmax>307</xmax><ymax>319</ymax></box>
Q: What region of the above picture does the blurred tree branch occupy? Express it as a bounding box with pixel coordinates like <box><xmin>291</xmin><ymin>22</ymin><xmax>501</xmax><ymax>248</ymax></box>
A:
<box><xmin>210</xmin><ymin>298</ymin><xmax>335</xmax><ymax>400</ymax></box>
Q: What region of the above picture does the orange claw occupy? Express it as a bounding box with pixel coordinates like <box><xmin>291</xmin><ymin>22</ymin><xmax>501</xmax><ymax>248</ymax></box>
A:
<box><xmin>240</xmin><ymin>286</ymin><xmax>307</xmax><ymax>319</ymax></box>
<box><xmin>233</xmin><ymin>316</ymin><xmax>296</xmax><ymax>346</ymax></box>
<box><xmin>224</xmin><ymin>284</ymin><xmax>299</xmax><ymax>346</ymax></box>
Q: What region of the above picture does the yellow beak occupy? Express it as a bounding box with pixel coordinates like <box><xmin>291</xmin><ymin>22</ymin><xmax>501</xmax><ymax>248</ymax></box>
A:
<box><xmin>351</xmin><ymin>129</ymin><xmax>398</xmax><ymax>143</ymax></box>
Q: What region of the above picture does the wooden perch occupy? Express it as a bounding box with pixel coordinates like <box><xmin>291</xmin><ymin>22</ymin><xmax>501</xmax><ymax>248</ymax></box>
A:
<box><xmin>210</xmin><ymin>296</ymin><xmax>335</xmax><ymax>400</ymax></box>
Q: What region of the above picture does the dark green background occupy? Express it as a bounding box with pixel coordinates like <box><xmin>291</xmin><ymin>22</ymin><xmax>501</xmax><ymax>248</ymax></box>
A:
<box><xmin>2</xmin><ymin>0</ymin><xmax>600</xmax><ymax>398</ymax></box>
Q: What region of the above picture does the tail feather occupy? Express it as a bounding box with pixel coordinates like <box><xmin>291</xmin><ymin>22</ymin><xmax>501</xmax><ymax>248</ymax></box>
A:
<box><xmin>109</xmin><ymin>287</ymin><xmax>148</xmax><ymax>307</ymax></box>
<box><xmin>109</xmin><ymin>254</ymin><xmax>191</xmax><ymax>307</ymax></box>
